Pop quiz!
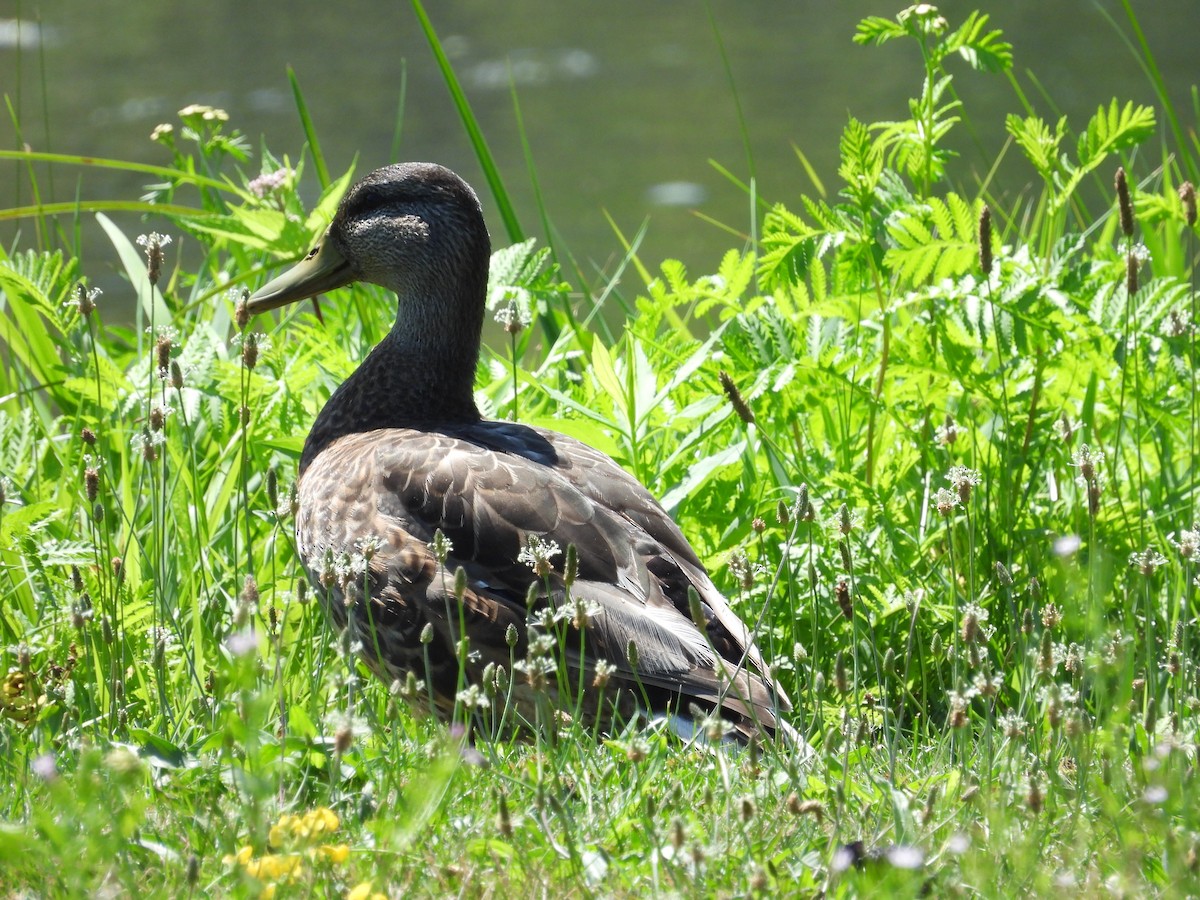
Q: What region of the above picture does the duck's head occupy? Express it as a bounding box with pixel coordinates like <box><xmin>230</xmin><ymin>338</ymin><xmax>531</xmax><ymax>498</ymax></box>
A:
<box><xmin>247</xmin><ymin>162</ymin><xmax>492</xmax><ymax>315</ymax></box>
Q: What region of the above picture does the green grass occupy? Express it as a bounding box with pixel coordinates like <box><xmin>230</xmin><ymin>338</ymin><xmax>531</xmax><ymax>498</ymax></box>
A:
<box><xmin>1</xmin><ymin>4</ymin><xmax>1199</xmax><ymax>896</ymax></box>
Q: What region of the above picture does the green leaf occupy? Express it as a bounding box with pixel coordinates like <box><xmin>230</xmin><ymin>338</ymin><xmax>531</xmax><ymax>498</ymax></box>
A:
<box><xmin>853</xmin><ymin>16</ymin><xmax>907</xmax><ymax>46</ymax></box>
<box><xmin>884</xmin><ymin>194</ymin><xmax>981</xmax><ymax>285</ymax></box>
<box><xmin>660</xmin><ymin>440</ymin><xmax>746</xmax><ymax>514</ymax></box>
<box><xmin>1076</xmin><ymin>100</ymin><xmax>1156</xmax><ymax>167</ymax></box>
<box><xmin>0</xmin><ymin>261</ymin><xmax>67</xmax><ymax>390</ymax></box>
<box><xmin>128</xmin><ymin>730</ymin><xmax>188</xmax><ymax>768</ymax></box>
<box><xmin>945</xmin><ymin>11</ymin><xmax>1013</xmax><ymax>72</ymax></box>
<box><xmin>1052</xmin><ymin>101</ymin><xmax>1156</xmax><ymax>209</ymax></box>
<box><xmin>588</xmin><ymin>339</ymin><xmax>626</xmax><ymax>421</ymax></box>
<box><xmin>96</xmin><ymin>213</ymin><xmax>171</xmax><ymax>328</ymax></box>
<box><xmin>838</xmin><ymin>117</ymin><xmax>884</xmax><ymax>207</ymax></box>
<box><xmin>1005</xmin><ymin>114</ymin><xmax>1067</xmax><ymax>182</ymax></box>
<box><xmin>411</xmin><ymin>0</ymin><xmax>522</xmax><ymax>243</ymax></box>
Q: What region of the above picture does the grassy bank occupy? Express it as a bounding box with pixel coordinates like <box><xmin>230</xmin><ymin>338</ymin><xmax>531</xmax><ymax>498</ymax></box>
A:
<box><xmin>1</xmin><ymin>4</ymin><xmax>1198</xmax><ymax>896</ymax></box>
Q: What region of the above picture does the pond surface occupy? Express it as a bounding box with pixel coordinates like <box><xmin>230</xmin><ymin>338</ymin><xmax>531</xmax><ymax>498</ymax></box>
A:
<box><xmin>2</xmin><ymin>1</ymin><xmax>1197</xmax><ymax>287</ymax></box>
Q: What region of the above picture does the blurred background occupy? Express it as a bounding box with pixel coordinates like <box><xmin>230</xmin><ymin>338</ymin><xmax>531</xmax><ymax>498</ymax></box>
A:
<box><xmin>2</xmin><ymin>0</ymin><xmax>1197</xmax><ymax>278</ymax></box>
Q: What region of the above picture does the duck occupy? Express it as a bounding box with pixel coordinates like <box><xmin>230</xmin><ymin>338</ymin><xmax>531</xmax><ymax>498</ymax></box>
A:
<box><xmin>247</xmin><ymin>162</ymin><xmax>799</xmax><ymax>746</ymax></box>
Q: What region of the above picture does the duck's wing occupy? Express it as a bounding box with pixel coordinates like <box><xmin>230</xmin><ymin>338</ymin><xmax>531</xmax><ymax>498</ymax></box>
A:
<box><xmin>297</xmin><ymin>423</ymin><xmax>790</xmax><ymax>738</ymax></box>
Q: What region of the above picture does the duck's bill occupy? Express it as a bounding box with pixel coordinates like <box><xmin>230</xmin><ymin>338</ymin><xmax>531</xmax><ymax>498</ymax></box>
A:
<box><xmin>246</xmin><ymin>234</ymin><xmax>355</xmax><ymax>313</ymax></box>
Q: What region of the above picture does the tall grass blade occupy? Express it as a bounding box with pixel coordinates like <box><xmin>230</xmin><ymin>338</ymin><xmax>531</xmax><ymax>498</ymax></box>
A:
<box><xmin>288</xmin><ymin>66</ymin><xmax>330</xmax><ymax>189</ymax></box>
<box><xmin>410</xmin><ymin>0</ymin><xmax>523</xmax><ymax>244</ymax></box>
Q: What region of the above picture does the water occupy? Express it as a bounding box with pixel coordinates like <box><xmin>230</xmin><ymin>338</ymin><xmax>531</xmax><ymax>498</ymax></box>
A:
<box><xmin>2</xmin><ymin>1</ymin><xmax>1196</xmax><ymax>285</ymax></box>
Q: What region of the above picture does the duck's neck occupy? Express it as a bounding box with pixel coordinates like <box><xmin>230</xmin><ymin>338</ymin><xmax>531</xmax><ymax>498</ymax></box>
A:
<box><xmin>300</xmin><ymin>295</ymin><xmax>483</xmax><ymax>475</ymax></box>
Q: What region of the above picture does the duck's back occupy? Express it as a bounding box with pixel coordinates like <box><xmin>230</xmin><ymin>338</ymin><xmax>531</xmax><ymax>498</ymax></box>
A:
<box><xmin>296</xmin><ymin>421</ymin><xmax>793</xmax><ymax>741</ymax></box>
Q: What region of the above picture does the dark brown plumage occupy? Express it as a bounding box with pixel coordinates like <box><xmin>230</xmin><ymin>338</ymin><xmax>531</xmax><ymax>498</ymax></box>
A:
<box><xmin>248</xmin><ymin>162</ymin><xmax>799</xmax><ymax>746</ymax></box>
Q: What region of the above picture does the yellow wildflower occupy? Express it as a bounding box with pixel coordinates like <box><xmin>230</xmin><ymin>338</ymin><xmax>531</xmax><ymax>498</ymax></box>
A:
<box><xmin>222</xmin><ymin>845</ymin><xmax>255</xmax><ymax>867</ymax></box>
<box><xmin>259</xmin><ymin>885</ymin><xmax>277</xmax><ymax>900</ymax></box>
<box><xmin>244</xmin><ymin>852</ymin><xmax>303</xmax><ymax>881</ymax></box>
<box><xmin>347</xmin><ymin>882</ymin><xmax>388</xmax><ymax>900</ymax></box>
<box><xmin>311</xmin><ymin>842</ymin><xmax>350</xmax><ymax>865</ymax></box>
<box><xmin>269</xmin><ymin>807</ymin><xmax>339</xmax><ymax>846</ymax></box>
<box><xmin>268</xmin><ymin>815</ymin><xmax>295</xmax><ymax>848</ymax></box>
<box><xmin>307</xmin><ymin>806</ymin><xmax>340</xmax><ymax>836</ymax></box>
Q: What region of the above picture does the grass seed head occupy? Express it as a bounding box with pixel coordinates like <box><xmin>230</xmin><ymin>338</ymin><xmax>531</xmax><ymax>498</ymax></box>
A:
<box><xmin>935</xmin><ymin>487</ymin><xmax>958</xmax><ymax>518</ymax></box>
<box><xmin>1039</xmin><ymin>630</ymin><xmax>1055</xmax><ymax>674</ymax></box>
<box><xmin>948</xmin><ymin>691</ymin><xmax>969</xmax><ymax>729</ymax></box>
<box><xmin>149</xmin><ymin>404</ymin><xmax>168</xmax><ymax>432</ymax></box>
<box><xmin>1129</xmin><ymin>547</ymin><xmax>1168</xmax><ymax>577</ymax></box>
<box><xmin>334</xmin><ymin>723</ymin><xmax>354</xmax><ymax>755</ymax></box>
<box><xmin>719</xmin><ymin>370</ymin><xmax>755</xmax><ymax>424</ymax></box>
<box><xmin>84</xmin><ymin>467</ymin><xmax>99</xmax><ymax>502</ymax></box>
<box><xmin>1164</xmin><ymin>308</ymin><xmax>1189</xmax><ymax>338</ymax></box>
<box><xmin>948</xmin><ymin>466</ymin><xmax>981</xmax><ymax>503</ymax></box>
<box><xmin>235</xmin><ymin>292</ymin><xmax>250</xmax><ymax>330</ymax></box>
<box><xmin>740</xmin><ymin>795</ymin><xmax>756</xmax><ymax>822</ymax></box>
<box><xmin>241</xmin><ymin>575</ymin><xmax>259</xmax><ymax>608</ymax></box>
<box><xmin>835</xmin><ymin>651</ymin><xmax>849</xmax><ymax>694</ymax></box>
<box><xmin>564</xmin><ymin>542</ymin><xmax>578</xmax><ymax>587</ymax></box>
<box><xmin>836</xmin><ymin>502</ymin><xmax>853</xmax><ymax>536</ymax></box>
<box><xmin>592</xmin><ymin>659</ymin><xmax>615</xmax><ymax>690</ymax></box>
<box><xmin>961</xmin><ymin>606</ymin><xmax>980</xmax><ymax>644</ymax></box>
<box><xmin>1115</xmin><ymin>167</ymin><xmax>1134</xmax><ymax>237</ymax></box>
<box><xmin>1180</xmin><ymin>181</ymin><xmax>1197</xmax><ymax>227</ymax></box>
<box><xmin>496</xmin><ymin>790</ymin><xmax>513</xmax><ymax>838</ymax></box>
<box><xmin>74</xmin><ymin>282</ymin><xmax>100</xmax><ymax>318</ymax></box>
<box><xmin>185</xmin><ymin>855</ymin><xmax>199</xmax><ymax>887</ymax></box>
<box><xmin>835</xmin><ymin>578</ymin><xmax>852</xmax><ymax>619</ymax></box>
<box><xmin>155</xmin><ymin>333</ymin><xmax>172</xmax><ymax>377</ymax></box>
<box><xmin>1027</xmin><ymin>776</ymin><xmax>1044</xmax><ymax>814</ymax></box>
<box><xmin>670</xmin><ymin>817</ymin><xmax>686</xmax><ymax>850</ymax></box>
<box><xmin>136</xmin><ymin>232</ymin><xmax>171</xmax><ymax>286</ymax></box>
<box><xmin>1126</xmin><ymin>252</ymin><xmax>1139</xmax><ymax>295</ymax></box>
<box><xmin>1056</xmin><ymin>412</ymin><xmax>1075</xmax><ymax>444</ymax></box>
<box><xmin>936</xmin><ymin>413</ymin><xmax>958</xmax><ymax>446</ymax></box>
<box><xmin>729</xmin><ymin>550</ymin><xmax>755</xmax><ymax>590</ymax></box>
<box><xmin>797</xmin><ymin>483</ymin><xmax>815</xmax><ymax>522</ymax></box>
<box><xmin>978</xmin><ymin>204</ymin><xmax>993</xmax><ymax>276</ymax></box>
<box><xmin>242</xmin><ymin>332</ymin><xmax>259</xmax><ymax>369</ymax></box>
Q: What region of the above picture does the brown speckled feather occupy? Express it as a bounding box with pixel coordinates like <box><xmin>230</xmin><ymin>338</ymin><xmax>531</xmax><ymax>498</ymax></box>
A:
<box><xmin>249</xmin><ymin>162</ymin><xmax>799</xmax><ymax>745</ymax></box>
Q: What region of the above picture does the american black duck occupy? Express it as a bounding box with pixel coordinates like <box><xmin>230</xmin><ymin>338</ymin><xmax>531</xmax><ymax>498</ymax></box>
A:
<box><xmin>248</xmin><ymin>162</ymin><xmax>799</xmax><ymax>745</ymax></box>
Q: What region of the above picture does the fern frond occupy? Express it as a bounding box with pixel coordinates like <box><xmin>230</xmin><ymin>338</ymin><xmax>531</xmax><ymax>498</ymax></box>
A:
<box><xmin>1076</xmin><ymin>100</ymin><xmax>1156</xmax><ymax>168</ymax></box>
<box><xmin>1052</xmin><ymin>101</ymin><xmax>1156</xmax><ymax>209</ymax></box>
<box><xmin>884</xmin><ymin>194</ymin><xmax>981</xmax><ymax>285</ymax></box>
<box><xmin>945</xmin><ymin>11</ymin><xmax>1013</xmax><ymax>72</ymax></box>
<box><xmin>1005</xmin><ymin>114</ymin><xmax>1068</xmax><ymax>183</ymax></box>
<box><xmin>853</xmin><ymin>16</ymin><xmax>906</xmax><ymax>46</ymax></box>
<box><xmin>760</xmin><ymin>204</ymin><xmax>822</xmax><ymax>289</ymax></box>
